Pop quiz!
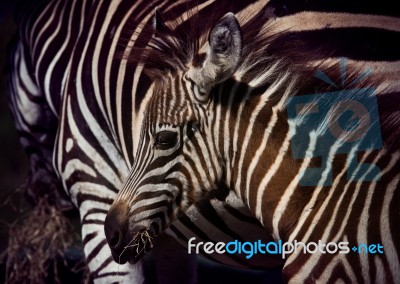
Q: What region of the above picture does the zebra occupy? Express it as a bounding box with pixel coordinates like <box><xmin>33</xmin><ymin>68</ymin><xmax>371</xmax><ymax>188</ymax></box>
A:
<box><xmin>7</xmin><ymin>0</ymin><xmax>286</xmax><ymax>283</ymax></box>
<box><xmin>104</xmin><ymin>2</ymin><xmax>400</xmax><ymax>283</ymax></box>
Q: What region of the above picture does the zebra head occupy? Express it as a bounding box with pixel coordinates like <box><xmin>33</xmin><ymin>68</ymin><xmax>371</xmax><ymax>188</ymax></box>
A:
<box><xmin>104</xmin><ymin>12</ymin><xmax>242</xmax><ymax>264</ymax></box>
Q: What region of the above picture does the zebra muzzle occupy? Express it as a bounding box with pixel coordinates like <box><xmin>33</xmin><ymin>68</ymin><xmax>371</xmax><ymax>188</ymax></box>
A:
<box><xmin>105</xmin><ymin>201</ymin><xmax>160</xmax><ymax>263</ymax></box>
<box><xmin>105</xmin><ymin>202</ymin><xmax>131</xmax><ymax>263</ymax></box>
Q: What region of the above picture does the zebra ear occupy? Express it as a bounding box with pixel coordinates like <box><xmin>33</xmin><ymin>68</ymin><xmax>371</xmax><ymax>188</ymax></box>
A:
<box><xmin>153</xmin><ymin>9</ymin><xmax>172</xmax><ymax>34</ymax></box>
<box><xmin>151</xmin><ymin>8</ymin><xmax>177</xmax><ymax>52</ymax></box>
<box><xmin>207</xmin><ymin>12</ymin><xmax>242</xmax><ymax>79</ymax></box>
<box><xmin>189</xmin><ymin>13</ymin><xmax>242</xmax><ymax>99</ymax></box>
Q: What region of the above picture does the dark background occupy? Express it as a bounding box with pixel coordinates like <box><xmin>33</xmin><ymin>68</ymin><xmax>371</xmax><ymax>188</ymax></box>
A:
<box><xmin>0</xmin><ymin>2</ymin><xmax>26</xmax><ymax>189</ymax></box>
<box><xmin>0</xmin><ymin>0</ymin><xmax>28</xmax><ymax>251</ymax></box>
<box><xmin>0</xmin><ymin>1</ymin><xmax>29</xmax><ymax>282</ymax></box>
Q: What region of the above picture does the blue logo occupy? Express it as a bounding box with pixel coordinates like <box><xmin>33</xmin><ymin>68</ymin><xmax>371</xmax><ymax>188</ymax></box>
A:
<box><xmin>352</xmin><ymin>243</ymin><xmax>384</xmax><ymax>254</ymax></box>
<box><xmin>286</xmin><ymin>58</ymin><xmax>382</xmax><ymax>186</ymax></box>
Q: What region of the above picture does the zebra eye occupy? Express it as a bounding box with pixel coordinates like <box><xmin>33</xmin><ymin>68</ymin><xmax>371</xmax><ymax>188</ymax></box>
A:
<box><xmin>154</xmin><ymin>130</ymin><xmax>178</xmax><ymax>150</ymax></box>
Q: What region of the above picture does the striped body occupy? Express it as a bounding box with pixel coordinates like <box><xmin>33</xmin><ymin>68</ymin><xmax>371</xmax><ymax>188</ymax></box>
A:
<box><xmin>7</xmin><ymin>0</ymin><xmax>286</xmax><ymax>283</ymax></box>
<box><xmin>105</xmin><ymin>2</ymin><xmax>400</xmax><ymax>283</ymax></box>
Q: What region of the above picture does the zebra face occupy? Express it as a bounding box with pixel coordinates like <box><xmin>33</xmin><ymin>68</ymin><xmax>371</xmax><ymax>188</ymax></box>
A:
<box><xmin>104</xmin><ymin>84</ymin><xmax>216</xmax><ymax>264</ymax></box>
<box><xmin>105</xmin><ymin>12</ymin><xmax>242</xmax><ymax>264</ymax></box>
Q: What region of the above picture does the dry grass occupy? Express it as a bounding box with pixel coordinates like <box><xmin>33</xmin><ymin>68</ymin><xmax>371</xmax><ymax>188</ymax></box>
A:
<box><xmin>0</xmin><ymin>189</ymin><xmax>90</xmax><ymax>284</ymax></box>
<box><xmin>119</xmin><ymin>229</ymin><xmax>154</xmax><ymax>263</ymax></box>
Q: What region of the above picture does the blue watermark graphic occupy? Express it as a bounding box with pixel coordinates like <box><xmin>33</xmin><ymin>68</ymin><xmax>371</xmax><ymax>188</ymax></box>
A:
<box><xmin>188</xmin><ymin>238</ymin><xmax>384</xmax><ymax>259</ymax></box>
<box><xmin>352</xmin><ymin>243</ymin><xmax>384</xmax><ymax>254</ymax></box>
<box><xmin>286</xmin><ymin>58</ymin><xmax>382</xmax><ymax>186</ymax></box>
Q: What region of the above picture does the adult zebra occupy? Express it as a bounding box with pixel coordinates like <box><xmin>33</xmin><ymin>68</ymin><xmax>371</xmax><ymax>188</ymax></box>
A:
<box><xmin>7</xmin><ymin>0</ymin><xmax>284</xmax><ymax>283</ymax></box>
<box><xmin>105</xmin><ymin>2</ymin><xmax>400</xmax><ymax>283</ymax></box>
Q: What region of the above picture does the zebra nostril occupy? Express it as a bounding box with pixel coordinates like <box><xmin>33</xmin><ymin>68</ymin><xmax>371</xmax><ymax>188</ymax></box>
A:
<box><xmin>109</xmin><ymin>229</ymin><xmax>123</xmax><ymax>249</ymax></box>
<box><xmin>150</xmin><ymin>222</ymin><xmax>159</xmax><ymax>236</ymax></box>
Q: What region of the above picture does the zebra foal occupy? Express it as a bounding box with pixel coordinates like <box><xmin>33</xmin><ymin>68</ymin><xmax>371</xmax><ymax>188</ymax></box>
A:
<box><xmin>105</xmin><ymin>5</ymin><xmax>400</xmax><ymax>283</ymax></box>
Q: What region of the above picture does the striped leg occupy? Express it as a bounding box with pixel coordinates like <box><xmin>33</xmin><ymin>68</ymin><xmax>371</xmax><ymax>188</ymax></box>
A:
<box><xmin>55</xmin><ymin>147</ymin><xmax>146</xmax><ymax>282</ymax></box>
<box><xmin>54</xmin><ymin>103</ymin><xmax>146</xmax><ymax>282</ymax></box>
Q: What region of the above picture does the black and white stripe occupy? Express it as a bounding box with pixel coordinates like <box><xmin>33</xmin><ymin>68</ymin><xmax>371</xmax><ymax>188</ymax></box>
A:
<box><xmin>7</xmin><ymin>0</ymin><xmax>285</xmax><ymax>283</ymax></box>
<box><xmin>105</xmin><ymin>1</ymin><xmax>400</xmax><ymax>283</ymax></box>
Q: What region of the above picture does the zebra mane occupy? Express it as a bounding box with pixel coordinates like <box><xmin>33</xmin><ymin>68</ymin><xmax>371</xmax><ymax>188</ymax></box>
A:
<box><xmin>125</xmin><ymin>3</ymin><xmax>381</xmax><ymax>97</ymax></box>
<box><xmin>125</xmin><ymin>4</ymin><xmax>218</xmax><ymax>81</ymax></box>
<box><xmin>124</xmin><ymin>3</ymin><xmax>303</xmax><ymax>84</ymax></box>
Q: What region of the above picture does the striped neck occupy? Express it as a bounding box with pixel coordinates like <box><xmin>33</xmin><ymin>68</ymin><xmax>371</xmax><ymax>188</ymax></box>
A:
<box><xmin>209</xmin><ymin>71</ymin><xmax>301</xmax><ymax>240</ymax></box>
